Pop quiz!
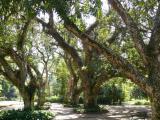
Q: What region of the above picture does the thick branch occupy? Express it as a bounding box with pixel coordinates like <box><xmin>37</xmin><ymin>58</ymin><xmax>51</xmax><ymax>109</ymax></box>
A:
<box><xmin>63</xmin><ymin>18</ymin><xmax>150</xmax><ymax>93</ymax></box>
<box><xmin>0</xmin><ymin>57</ymin><xmax>19</xmax><ymax>87</ymax></box>
<box><xmin>108</xmin><ymin>0</ymin><xmax>148</xmax><ymax>65</ymax></box>
<box><xmin>95</xmin><ymin>69</ymin><xmax>120</xmax><ymax>88</ymax></box>
<box><xmin>4</xmin><ymin>48</ymin><xmax>23</xmax><ymax>68</ymax></box>
<box><xmin>17</xmin><ymin>19</ymin><xmax>31</xmax><ymax>51</ymax></box>
<box><xmin>36</xmin><ymin>17</ymin><xmax>83</xmax><ymax>69</ymax></box>
<box><xmin>148</xmin><ymin>4</ymin><xmax>160</xmax><ymax>54</ymax></box>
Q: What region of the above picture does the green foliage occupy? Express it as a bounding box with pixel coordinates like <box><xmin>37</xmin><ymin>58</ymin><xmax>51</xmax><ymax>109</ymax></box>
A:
<box><xmin>130</xmin><ymin>86</ymin><xmax>148</xmax><ymax>100</ymax></box>
<box><xmin>74</xmin><ymin>105</ymin><xmax>108</xmax><ymax>113</ymax></box>
<box><xmin>98</xmin><ymin>83</ymin><xmax>124</xmax><ymax>105</ymax></box>
<box><xmin>134</xmin><ymin>101</ymin><xmax>150</xmax><ymax>105</ymax></box>
<box><xmin>127</xmin><ymin>99</ymin><xmax>150</xmax><ymax>105</ymax></box>
<box><xmin>0</xmin><ymin>109</ymin><xmax>54</xmax><ymax>120</ymax></box>
<box><xmin>0</xmin><ymin>79</ymin><xmax>17</xmax><ymax>100</ymax></box>
<box><xmin>45</xmin><ymin>96</ymin><xmax>62</xmax><ymax>103</ymax></box>
<box><xmin>54</xmin><ymin>59</ymin><xmax>69</xmax><ymax>98</ymax></box>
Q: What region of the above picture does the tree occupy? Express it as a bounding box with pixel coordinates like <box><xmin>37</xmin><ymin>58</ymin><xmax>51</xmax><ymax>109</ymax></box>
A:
<box><xmin>0</xmin><ymin>19</ymin><xmax>37</xmax><ymax>109</ymax></box>
<box><xmin>28</xmin><ymin>30</ymin><xmax>55</xmax><ymax>108</ymax></box>
<box><xmin>36</xmin><ymin>13</ymin><xmax>119</xmax><ymax>111</ymax></box>
<box><xmin>46</xmin><ymin>0</ymin><xmax>160</xmax><ymax>119</ymax></box>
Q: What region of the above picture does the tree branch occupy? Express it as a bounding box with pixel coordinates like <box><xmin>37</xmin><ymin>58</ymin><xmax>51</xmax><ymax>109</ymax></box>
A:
<box><xmin>0</xmin><ymin>57</ymin><xmax>19</xmax><ymax>87</ymax></box>
<box><xmin>148</xmin><ymin>3</ymin><xmax>160</xmax><ymax>54</ymax></box>
<box><xmin>62</xmin><ymin>18</ymin><xmax>150</xmax><ymax>93</ymax></box>
<box><xmin>108</xmin><ymin>0</ymin><xmax>148</xmax><ymax>65</ymax></box>
<box><xmin>17</xmin><ymin>19</ymin><xmax>31</xmax><ymax>51</ymax></box>
<box><xmin>36</xmin><ymin>17</ymin><xmax>83</xmax><ymax>69</ymax></box>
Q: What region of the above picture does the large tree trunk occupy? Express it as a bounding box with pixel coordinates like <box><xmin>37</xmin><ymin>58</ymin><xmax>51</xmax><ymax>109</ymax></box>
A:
<box><xmin>148</xmin><ymin>64</ymin><xmax>160</xmax><ymax>120</ymax></box>
<box><xmin>83</xmin><ymin>82</ymin><xmax>100</xmax><ymax>112</ymax></box>
<box><xmin>37</xmin><ymin>85</ymin><xmax>46</xmax><ymax>108</ymax></box>
<box><xmin>19</xmin><ymin>87</ymin><xmax>36</xmax><ymax>110</ymax></box>
<box><xmin>70</xmin><ymin>89</ymin><xmax>81</xmax><ymax>106</ymax></box>
<box><xmin>151</xmin><ymin>98</ymin><xmax>160</xmax><ymax>120</ymax></box>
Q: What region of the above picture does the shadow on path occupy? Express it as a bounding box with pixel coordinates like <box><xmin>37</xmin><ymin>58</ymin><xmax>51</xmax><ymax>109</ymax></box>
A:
<box><xmin>50</xmin><ymin>103</ymin><xmax>151</xmax><ymax>120</ymax></box>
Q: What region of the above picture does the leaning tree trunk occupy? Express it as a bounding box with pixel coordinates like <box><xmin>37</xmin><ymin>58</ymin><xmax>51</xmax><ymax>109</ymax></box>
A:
<box><xmin>19</xmin><ymin>87</ymin><xmax>36</xmax><ymax>110</ymax></box>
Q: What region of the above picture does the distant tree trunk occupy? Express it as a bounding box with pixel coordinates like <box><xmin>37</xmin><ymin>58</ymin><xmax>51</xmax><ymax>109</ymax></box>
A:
<box><xmin>37</xmin><ymin>62</ymin><xmax>48</xmax><ymax>108</ymax></box>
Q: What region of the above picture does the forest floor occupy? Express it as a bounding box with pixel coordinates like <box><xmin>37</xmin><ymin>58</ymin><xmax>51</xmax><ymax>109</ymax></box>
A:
<box><xmin>0</xmin><ymin>101</ymin><xmax>151</xmax><ymax>120</ymax></box>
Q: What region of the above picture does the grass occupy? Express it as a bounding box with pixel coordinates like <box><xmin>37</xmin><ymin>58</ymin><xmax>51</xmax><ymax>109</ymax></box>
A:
<box><xmin>126</xmin><ymin>99</ymin><xmax>150</xmax><ymax>105</ymax></box>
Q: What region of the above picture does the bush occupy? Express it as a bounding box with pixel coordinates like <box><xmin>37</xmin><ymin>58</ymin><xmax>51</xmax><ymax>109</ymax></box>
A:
<box><xmin>0</xmin><ymin>109</ymin><xmax>54</xmax><ymax>120</ymax></box>
<box><xmin>97</xmin><ymin>84</ymin><xmax>124</xmax><ymax>105</ymax></box>
<box><xmin>74</xmin><ymin>105</ymin><xmax>108</xmax><ymax>113</ymax></box>
<box><xmin>130</xmin><ymin>86</ymin><xmax>148</xmax><ymax>99</ymax></box>
<box><xmin>134</xmin><ymin>100</ymin><xmax>150</xmax><ymax>105</ymax></box>
<box><xmin>0</xmin><ymin>97</ymin><xmax>7</xmax><ymax>101</ymax></box>
<box><xmin>46</xmin><ymin>96</ymin><xmax>62</xmax><ymax>103</ymax></box>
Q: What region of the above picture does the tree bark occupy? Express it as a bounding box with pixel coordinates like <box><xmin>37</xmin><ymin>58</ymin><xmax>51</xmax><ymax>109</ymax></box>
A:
<box><xmin>151</xmin><ymin>98</ymin><xmax>160</xmax><ymax>120</ymax></box>
<box><xmin>71</xmin><ymin>93</ymin><xmax>79</xmax><ymax>106</ymax></box>
<box><xmin>37</xmin><ymin>85</ymin><xmax>46</xmax><ymax>108</ymax></box>
<box><xmin>84</xmin><ymin>92</ymin><xmax>99</xmax><ymax>111</ymax></box>
<box><xmin>70</xmin><ymin>88</ymin><xmax>82</xmax><ymax>106</ymax></box>
<box><xmin>19</xmin><ymin>87</ymin><xmax>36</xmax><ymax>110</ymax></box>
<box><xmin>83</xmin><ymin>82</ymin><xmax>100</xmax><ymax>112</ymax></box>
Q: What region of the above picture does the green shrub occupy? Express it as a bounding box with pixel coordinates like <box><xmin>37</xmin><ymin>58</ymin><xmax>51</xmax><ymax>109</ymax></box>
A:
<box><xmin>98</xmin><ymin>84</ymin><xmax>124</xmax><ymax>105</ymax></box>
<box><xmin>130</xmin><ymin>86</ymin><xmax>148</xmax><ymax>99</ymax></box>
<box><xmin>46</xmin><ymin>96</ymin><xmax>62</xmax><ymax>103</ymax></box>
<box><xmin>0</xmin><ymin>97</ymin><xmax>7</xmax><ymax>101</ymax></box>
<box><xmin>134</xmin><ymin>101</ymin><xmax>142</xmax><ymax>105</ymax></box>
<box><xmin>133</xmin><ymin>100</ymin><xmax>150</xmax><ymax>105</ymax></box>
<box><xmin>74</xmin><ymin>105</ymin><xmax>108</xmax><ymax>113</ymax></box>
<box><xmin>0</xmin><ymin>109</ymin><xmax>54</xmax><ymax>120</ymax></box>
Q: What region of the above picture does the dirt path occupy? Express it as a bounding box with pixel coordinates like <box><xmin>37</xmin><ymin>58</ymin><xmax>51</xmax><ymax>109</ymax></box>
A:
<box><xmin>51</xmin><ymin>103</ymin><xmax>151</xmax><ymax>120</ymax></box>
<box><xmin>0</xmin><ymin>101</ymin><xmax>151</xmax><ymax>120</ymax></box>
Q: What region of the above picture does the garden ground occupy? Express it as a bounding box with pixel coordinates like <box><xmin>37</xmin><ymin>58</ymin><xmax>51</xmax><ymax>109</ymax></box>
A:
<box><xmin>0</xmin><ymin>101</ymin><xmax>151</xmax><ymax>120</ymax></box>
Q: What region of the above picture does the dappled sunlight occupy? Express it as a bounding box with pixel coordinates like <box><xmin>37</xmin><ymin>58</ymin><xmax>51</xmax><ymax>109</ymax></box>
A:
<box><xmin>51</xmin><ymin>103</ymin><xmax>151</xmax><ymax>120</ymax></box>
